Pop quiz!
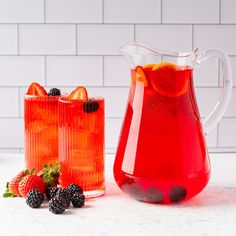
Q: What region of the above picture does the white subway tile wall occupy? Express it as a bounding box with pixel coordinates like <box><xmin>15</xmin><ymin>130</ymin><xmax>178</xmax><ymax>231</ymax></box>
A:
<box><xmin>46</xmin><ymin>56</ymin><xmax>103</xmax><ymax>86</ymax></box>
<box><xmin>19</xmin><ymin>24</ymin><xmax>76</xmax><ymax>55</ymax></box>
<box><xmin>0</xmin><ymin>0</ymin><xmax>235</xmax><ymax>153</ymax></box>
<box><xmin>0</xmin><ymin>24</ymin><xmax>17</xmax><ymax>54</ymax></box>
<box><xmin>162</xmin><ymin>0</ymin><xmax>219</xmax><ymax>24</ymax></box>
<box><xmin>135</xmin><ymin>25</ymin><xmax>192</xmax><ymax>52</ymax></box>
<box><xmin>0</xmin><ymin>0</ymin><xmax>44</xmax><ymax>23</ymax></box>
<box><xmin>104</xmin><ymin>0</ymin><xmax>161</xmax><ymax>23</ymax></box>
<box><xmin>45</xmin><ymin>0</ymin><xmax>102</xmax><ymax>23</ymax></box>
<box><xmin>77</xmin><ymin>24</ymin><xmax>134</xmax><ymax>55</ymax></box>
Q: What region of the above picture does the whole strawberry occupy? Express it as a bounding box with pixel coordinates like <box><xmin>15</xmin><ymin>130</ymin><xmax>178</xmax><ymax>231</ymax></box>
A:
<box><xmin>19</xmin><ymin>175</ymin><xmax>45</xmax><ymax>198</ymax></box>
<box><xmin>3</xmin><ymin>169</ymin><xmax>30</xmax><ymax>198</ymax></box>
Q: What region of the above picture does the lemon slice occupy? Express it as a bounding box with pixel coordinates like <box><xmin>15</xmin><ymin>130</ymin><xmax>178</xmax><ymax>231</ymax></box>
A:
<box><xmin>134</xmin><ymin>66</ymin><xmax>148</xmax><ymax>86</ymax></box>
<box><xmin>150</xmin><ymin>63</ymin><xmax>190</xmax><ymax>97</ymax></box>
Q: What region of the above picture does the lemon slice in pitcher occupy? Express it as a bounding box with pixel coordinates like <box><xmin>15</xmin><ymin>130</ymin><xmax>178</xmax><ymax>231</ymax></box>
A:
<box><xmin>149</xmin><ymin>62</ymin><xmax>190</xmax><ymax>97</ymax></box>
<box><xmin>134</xmin><ymin>66</ymin><xmax>148</xmax><ymax>86</ymax></box>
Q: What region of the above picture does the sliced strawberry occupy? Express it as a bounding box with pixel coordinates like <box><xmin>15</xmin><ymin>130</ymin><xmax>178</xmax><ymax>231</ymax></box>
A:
<box><xmin>8</xmin><ymin>171</ymin><xmax>26</xmax><ymax>197</ymax></box>
<box><xmin>67</xmin><ymin>86</ymin><xmax>88</xmax><ymax>101</ymax></box>
<box><xmin>27</xmin><ymin>82</ymin><xmax>47</xmax><ymax>97</ymax></box>
<box><xmin>2</xmin><ymin>169</ymin><xmax>31</xmax><ymax>198</ymax></box>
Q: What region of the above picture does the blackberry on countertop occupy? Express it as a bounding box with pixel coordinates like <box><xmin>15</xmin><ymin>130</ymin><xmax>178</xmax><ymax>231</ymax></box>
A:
<box><xmin>56</xmin><ymin>189</ymin><xmax>71</xmax><ymax>208</ymax></box>
<box><xmin>49</xmin><ymin>196</ymin><xmax>66</xmax><ymax>214</ymax></box>
<box><xmin>83</xmin><ymin>100</ymin><xmax>99</xmax><ymax>113</ymax></box>
<box><xmin>48</xmin><ymin>88</ymin><xmax>61</xmax><ymax>96</ymax></box>
<box><xmin>71</xmin><ymin>192</ymin><xmax>85</xmax><ymax>208</ymax></box>
<box><xmin>26</xmin><ymin>189</ymin><xmax>44</xmax><ymax>208</ymax></box>
<box><xmin>66</xmin><ymin>183</ymin><xmax>83</xmax><ymax>197</ymax></box>
<box><xmin>45</xmin><ymin>186</ymin><xmax>60</xmax><ymax>200</ymax></box>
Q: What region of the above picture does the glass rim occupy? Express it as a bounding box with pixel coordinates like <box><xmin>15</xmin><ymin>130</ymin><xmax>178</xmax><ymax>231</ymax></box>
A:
<box><xmin>24</xmin><ymin>94</ymin><xmax>60</xmax><ymax>100</ymax></box>
<box><xmin>58</xmin><ymin>96</ymin><xmax>104</xmax><ymax>104</ymax></box>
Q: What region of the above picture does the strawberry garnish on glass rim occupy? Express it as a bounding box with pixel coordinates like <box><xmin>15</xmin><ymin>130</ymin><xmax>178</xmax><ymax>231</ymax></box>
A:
<box><xmin>27</xmin><ymin>82</ymin><xmax>48</xmax><ymax>97</ymax></box>
<box><xmin>67</xmin><ymin>86</ymin><xmax>88</xmax><ymax>101</ymax></box>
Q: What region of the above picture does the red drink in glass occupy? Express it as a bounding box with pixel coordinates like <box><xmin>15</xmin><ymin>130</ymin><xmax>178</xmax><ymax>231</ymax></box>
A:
<box><xmin>58</xmin><ymin>97</ymin><xmax>105</xmax><ymax>198</ymax></box>
<box><xmin>114</xmin><ymin>65</ymin><xmax>210</xmax><ymax>203</ymax></box>
<box><xmin>24</xmin><ymin>95</ymin><xmax>59</xmax><ymax>172</ymax></box>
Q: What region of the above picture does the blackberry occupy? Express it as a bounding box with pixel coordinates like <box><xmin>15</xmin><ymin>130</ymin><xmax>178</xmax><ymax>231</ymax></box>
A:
<box><xmin>145</xmin><ymin>187</ymin><xmax>164</xmax><ymax>203</ymax></box>
<box><xmin>121</xmin><ymin>182</ymin><xmax>145</xmax><ymax>201</ymax></box>
<box><xmin>71</xmin><ymin>192</ymin><xmax>85</xmax><ymax>208</ymax></box>
<box><xmin>45</xmin><ymin>186</ymin><xmax>60</xmax><ymax>200</ymax></box>
<box><xmin>26</xmin><ymin>189</ymin><xmax>44</xmax><ymax>208</ymax></box>
<box><xmin>49</xmin><ymin>196</ymin><xmax>66</xmax><ymax>214</ymax></box>
<box><xmin>56</xmin><ymin>189</ymin><xmax>71</xmax><ymax>208</ymax></box>
<box><xmin>169</xmin><ymin>186</ymin><xmax>187</xmax><ymax>202</ymax></box>
<box><xmin>48</xmin><ymin>88</ymin><xmax>61</xmax><ymax>96</ymax></box>
<box><xmin>66</xmin><ymin>183</ymin><xmax>83</xmax><ymax>197</ymax></box>
<box><xmin>83</xmin><ymin>100</ymin><xmax>99</xmax><ymax>113</ymax></box>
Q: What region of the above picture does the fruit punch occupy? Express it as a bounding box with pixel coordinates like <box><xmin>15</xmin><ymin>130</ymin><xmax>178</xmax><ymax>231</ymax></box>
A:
<box><xmin>59</xmin><ymin>87</ymin><xmax>105</xmax><ymax>198</ymax></box>
<box><xmin>24</xmin><ymin>97</ymin><xmax>59</xmax><ymax>172</ymax></box>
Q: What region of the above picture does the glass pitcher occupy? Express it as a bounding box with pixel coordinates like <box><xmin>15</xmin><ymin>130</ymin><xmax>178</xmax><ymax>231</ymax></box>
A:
<box><xmin>113</xmin><ymin>43</ymin><xmax>232</xmax><ymax>204</ymax></box>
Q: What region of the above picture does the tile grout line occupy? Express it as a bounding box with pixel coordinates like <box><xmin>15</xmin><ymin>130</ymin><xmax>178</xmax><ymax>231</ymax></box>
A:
<box><xmin>219</xmin><ymin>0</ymin><xmax>221</xmax><ymax>24</ymax></box>
<box><xmin>17</xmin><ymin>23</ymin><xmax>20</xmax><ymax>116</ymax></box>
<box><xmin>0</xmin><ymin>23</ymin><xmax>236</xmax><ymax>25</ymax></box>
<box><xmin>134</xmin><ymin>24</ymin><xmax>136</xmax><ymax>41</ymax></box>
<box><xmin>17</xmin><ymin>87</ymin><xmax>21</xmax><ymax>117</ymax></box>
<box><xmin>102</xmin><ymin>0</ymin><xmax>104</xmax><ymax>23</ymax></box>
<box><xmin>0</xmin><ymin>54</ymin><xmax>236</xmax><ymax>57</ymax></box>
<box><xmin>102</xmin><ymin>55</ymin><xmax>105</xmax><ymax>86</ymax></box>
<box><xmin>17</xmin><ymin>24</ymin><xmax>19</xmax><ymax>55</ymax></box>
<box><xmin>44</xmin><ymin>56</ymin><xmax>47</xmax><ymax>86</ymax></box>
<box><xmin>192</xmin><ymin>24</ymin><xmax>194</xmax><ymax>50</ymax></box>
<box><xmin>75</xmin><ymin>24</ymin><xmax>77</xmax><ymax>55</ymax></box>
<box><xmin>160</xmin><ymin>0</ymin><xmax>162</xmax><ymax>23</ymax></box>
<box><xmin>43</xmin><ymin>0</ymin><xmax>46</xmax><ymax>23</ymax></box>
<box><xmin>218</xmin><ymin>58</ymin><xmax>221</xmax><ymax>86</ymax></box>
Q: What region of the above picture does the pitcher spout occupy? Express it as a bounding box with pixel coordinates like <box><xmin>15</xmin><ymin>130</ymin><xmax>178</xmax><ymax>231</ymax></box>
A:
<box><xmin>119</xmin><ymin>42</ymin><xmax>199</xmax><ymax>68</ymax></box>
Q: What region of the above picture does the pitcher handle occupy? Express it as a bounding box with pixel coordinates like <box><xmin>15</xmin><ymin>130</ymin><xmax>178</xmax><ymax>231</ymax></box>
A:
<box><xmin>197</xmin><ymin>49</ymin><xmax>232</xmax><ymax>134</ymax></box>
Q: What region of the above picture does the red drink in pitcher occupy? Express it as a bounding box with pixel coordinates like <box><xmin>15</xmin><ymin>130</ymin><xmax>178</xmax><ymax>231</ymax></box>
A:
<box><xmin>114</xmin><ymin>63</ymin><xmax>210</xmax><ymax>203</ymax></box>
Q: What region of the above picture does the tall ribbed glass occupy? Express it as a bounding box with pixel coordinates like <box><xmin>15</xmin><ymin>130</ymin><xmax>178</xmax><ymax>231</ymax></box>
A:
<box><xmin>24</xmin><ymin>95</ymin><xmax>59</xmax><ymax>172</ymax></box>
<box><xmin>58</xmin><ymin>97</ymin><xmax>105</xmax><ymax>198</ymax></box>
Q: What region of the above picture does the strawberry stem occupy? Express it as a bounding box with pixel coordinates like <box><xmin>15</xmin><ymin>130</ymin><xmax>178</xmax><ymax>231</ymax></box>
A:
<box><xmin>2</xmin><ymin>182</ymin><xmax>16</xmax><ymax>198</ymax></box>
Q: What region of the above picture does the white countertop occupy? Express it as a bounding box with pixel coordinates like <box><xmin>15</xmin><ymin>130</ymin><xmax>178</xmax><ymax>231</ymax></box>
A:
<box><xmin>1</xmin><ymin>153</ymin><xmax>236</xmax><ymax>236</ymax></box>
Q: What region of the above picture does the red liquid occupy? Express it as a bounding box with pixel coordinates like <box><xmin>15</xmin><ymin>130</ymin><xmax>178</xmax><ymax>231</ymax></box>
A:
<box><xmin>24</xmin><ymin>96</ymin><xmax>59</xmax><ymax>172</ymax></box>
<box><xmin>58</xmin><ymin>98</ymin><xmax>105</xmax><ymax>198</ymax></box>
<box><xmin>114</xmin><ymin>66</ymin><xmax>211</xmax><ymax>203</ymax></box>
